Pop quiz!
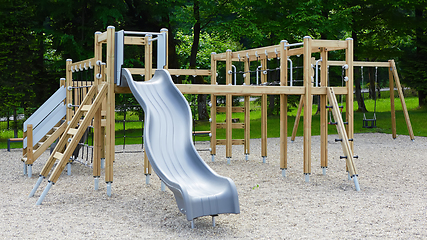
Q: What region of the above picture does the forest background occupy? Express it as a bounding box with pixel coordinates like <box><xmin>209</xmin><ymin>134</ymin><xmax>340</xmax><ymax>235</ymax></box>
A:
<box><xmin>0</xmin><ymin>0</ymin><xmax>426</xmax><ymax>136</ymax></box>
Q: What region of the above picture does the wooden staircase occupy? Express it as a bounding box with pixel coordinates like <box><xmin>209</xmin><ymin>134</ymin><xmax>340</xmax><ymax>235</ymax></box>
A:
<box><xmin>30</xmin><ymin>83</ymin><xmax>108</xmax><ymax>203</ymax></box>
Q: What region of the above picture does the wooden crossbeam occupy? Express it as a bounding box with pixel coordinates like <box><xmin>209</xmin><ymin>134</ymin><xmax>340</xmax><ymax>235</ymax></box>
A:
<box><xmin>216</xmin><ymin>139</ymin><xmax>245</xmax><ymax>145</ymax></box>
<box><xmin>216</xmin><ymin>123</ymin><xmax>245</xmax><ymax>129</ymax></box>
<box><xmin>216</xmin><ymin>107</ymin><xmax>245</xmax><ymax>113</ymax></box>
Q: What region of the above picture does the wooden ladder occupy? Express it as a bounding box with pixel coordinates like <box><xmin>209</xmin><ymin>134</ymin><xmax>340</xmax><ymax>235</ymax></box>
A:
<box><xmin>326</xmin><ymin>87</ymin><xmax>360</xmax><ymax>191</ymax></box>
<box><xmin>30</xmin><ymin>83</ymin><xmax>108</xmax><ymax>204</ymax></box>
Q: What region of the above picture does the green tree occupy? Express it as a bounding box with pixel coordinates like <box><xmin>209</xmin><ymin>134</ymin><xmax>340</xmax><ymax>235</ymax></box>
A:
<box><xmin>0</xmin><ymin>0</ymin><xmax>39</xmax><ymax>136</ymax></box>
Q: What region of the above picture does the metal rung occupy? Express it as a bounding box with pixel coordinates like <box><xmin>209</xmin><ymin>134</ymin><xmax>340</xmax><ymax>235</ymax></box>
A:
<box><xmin>81</xmin><ymin>105</ymin><xmax>92</xmax><ymax>112</ymax></box>
<box><xmin>67</xmin><ymin>128</ymin><xmax>78</xmax><ymax>135</ymax></box>
<box><xmin>53</xmin><ymin>152</ymin><xmax>64</xmax><ymax>160</ymax></box>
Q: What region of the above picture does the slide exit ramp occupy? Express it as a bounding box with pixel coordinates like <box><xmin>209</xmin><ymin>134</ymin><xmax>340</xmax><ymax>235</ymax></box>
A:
<box><xmin>122</xmin><ymin>69</ymin><xmax>240</xmax><ymax>223</ymax></box>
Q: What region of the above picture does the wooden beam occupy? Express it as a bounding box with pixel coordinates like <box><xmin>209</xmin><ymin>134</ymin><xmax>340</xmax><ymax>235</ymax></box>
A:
<box><xmin>124</xmin><ymin>36</ymin><xmax>145</xmax><ymax>45</ymax></box>
<box><xmin>168</xmin><ymin>69</ymin><xmax>211</xmax><ymax>76</ymax></box>
<box><xmin>216</xmin><ymin>107</ymin><xmax>245</xmax><ymax>113</ymax></box>
<box><xmin>97</xmin><ymin>31</ymin><xmax>108</xmax><ymax>43</ymax></box>
<box><xmin>126</xmin><ymin>68</ymin><xmax>211</xmax><ymax>76</ymax></box>
<box><xmin>390</xmin><ymin>60</ymin><xmax>415</xmax><ymax>140</ymax></box>
<box><xmin>116</xmin><ymin>84</ymin><xmax>347</xmax><ymax>95</ymax></box>
<box><xmin>311</xmin><ymin>40</ymin><xmax>347</xmax><ymax>49</ymax></box>
<box><xmin>328</xmin><ymin>61</ymin><xmax>390</xmax><ymax>67</ymax></box>
<box><xmin>68</xmin><ymin>58</ymin><xmax>95</xmax><ymax>72</ymax></box>
<box><xmin>216</xmin><ymin>123</ymin><xmax>245</xmax><ymax>129</ymax></box>
<box><xmin>216</xmin><ymin>139</ymin><xmax>245</xmax><ymax>145</ymax></box>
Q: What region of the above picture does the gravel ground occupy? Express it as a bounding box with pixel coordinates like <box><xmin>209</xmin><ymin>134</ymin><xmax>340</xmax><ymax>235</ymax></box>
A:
<box><xmin>1</xmin><ymin>133</ymin><xmax>426</xmax><ymax>239</ymax></box>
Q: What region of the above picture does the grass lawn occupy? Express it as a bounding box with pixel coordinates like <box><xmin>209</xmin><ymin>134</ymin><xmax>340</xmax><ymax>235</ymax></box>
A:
<box><xmin>2</xmin><ymin>92</ymin><xmax>425</xmax><ymax>150</ymax></box>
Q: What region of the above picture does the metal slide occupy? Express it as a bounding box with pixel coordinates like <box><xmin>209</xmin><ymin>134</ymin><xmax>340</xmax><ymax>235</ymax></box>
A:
<box><xmin>122</xmin><ymin>69</ymin><xmax>240</xmax><ymax>223</ymax></box>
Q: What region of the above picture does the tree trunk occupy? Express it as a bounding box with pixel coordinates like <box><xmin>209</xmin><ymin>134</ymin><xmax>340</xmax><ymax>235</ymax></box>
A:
<box><xmin>415</xmin><ymin>5</ymin><xmax>427</xmax><ymax>107</ymax></box>
<box><xmin>189</xmin><ymin>0</ymin><xmax>209</xmax><ymax>120</ymax></box>
<box><xmin>13</xmin><ymin>108</ymin><xmax>18</xmax><ymax>138</ymax></box>
<box><xmin>419</xmin><ymin>90</ymin><xmax>427</xmax><ymax>107</ymax></box>
<box><xmin>352</xmin><ymin>31</ymin><xmax>367</xmax><ymax>112</ymax></box>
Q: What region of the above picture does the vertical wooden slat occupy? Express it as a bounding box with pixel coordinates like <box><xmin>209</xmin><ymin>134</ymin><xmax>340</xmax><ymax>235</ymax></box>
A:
<box><xmin>303</xmin><ymin>36</ymin><xmax>312</xmax><ymax>175</ymax></box>
<box><xmin>388</xmin><ymin>60</ymin><xmax>397</xmax><ymax>139</ymax></box>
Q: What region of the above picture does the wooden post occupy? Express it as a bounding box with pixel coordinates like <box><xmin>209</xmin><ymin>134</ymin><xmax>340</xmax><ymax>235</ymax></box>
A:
<box><xmin>303</xmin><ymin>36</ymin><xmax>312</xmax><ymax>177</ymax></box>
<box><xmin>225</xmin><ymin>50</ymin><xmax>233</xmax><ymax>160</ymax></box>
<box><xmin>244</xmin><ymin>58</ymin><xmax>250</xmax><ymax>157</ymax></box>
<box><xmin>261</xmin><ymin>58</ymin><xmax>268</xmax><ymax>160</ymax></box>
<box><xmin>144</xmin><ymin>34</ymin><xmax>153</xmax><ymax>174</ymax></box>
<box><xmin>66</xmin><ymin>59</ymin><xmax>73</xmax><ymax>124</ymax></box>
<box><xmin>390</xmin><ymin>60</ymin><xmax>415</xmax><ymax>140</ymax></box>
<box><xmin>320</xmin><ymin>48</ymin><xmax>328</xmax><ymax>170</ymax></box>
<box><xmin>388</xmin><ymin>61</ymin><xmax>397</xmax><ymax>139</ymax></box>
<box><xmin>27</xmin><ymin>124</ymin><xmax>33</xmax><ymax>164</ymax></box>
<box><xmin>345</xmin><ymin>38</ymin><xmax>354</xmax><ymax>152</ymax></box>
<box><xmin>105</xmin><ymin>26</ymin><xmax>115</xmax><ymax>184</ymax></box>
<box><xmin>210</xmin><ymin>53</ymin><xmax>217</xmax><ymax>157</ymax></box>
<box><xmin>93</xmin><ymin>31</ymin><xmax>102</xmax><ymax>179</ymax></box>
<box><xmin>279</xmin><ymin>40</ymin><xmax>288</xmax><ymax>170</ymax></box>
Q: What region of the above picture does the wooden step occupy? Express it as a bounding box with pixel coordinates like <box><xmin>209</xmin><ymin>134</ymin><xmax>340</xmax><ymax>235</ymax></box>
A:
<box><xmin>67</xmin><ymin>128</ymin><xmax>78</xmax><ymax>135</ymax></box>
<box><xmin>81</xmin><ymin>105</ymin><xmax>92</xmax><ymax>112</ymax></box>
<box><xmin>53</xmin><ymin>152</ymin><xmax>64</xmax><ymax>160</ymax></box>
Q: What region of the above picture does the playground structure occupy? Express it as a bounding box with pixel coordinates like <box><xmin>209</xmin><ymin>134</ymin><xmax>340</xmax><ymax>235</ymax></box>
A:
<box><xmin>290</xmin><ymin>60</ymin><xmax>415</xmax><ymax>141</ymax></box>
<box><xmin>22</xmin><ymin>26</ymin><xmax>415</xmax><ymax>226</ymax></box>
